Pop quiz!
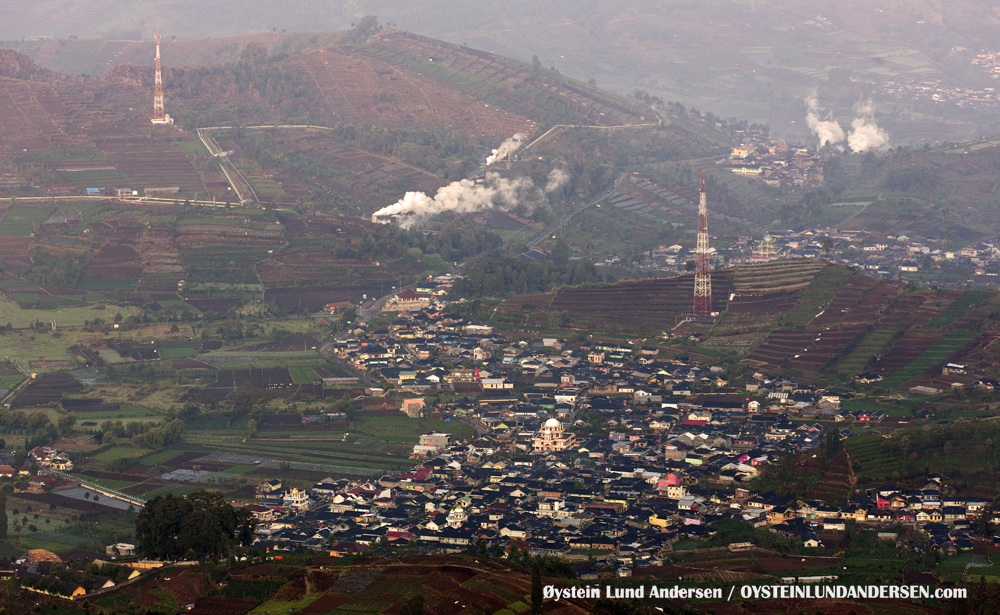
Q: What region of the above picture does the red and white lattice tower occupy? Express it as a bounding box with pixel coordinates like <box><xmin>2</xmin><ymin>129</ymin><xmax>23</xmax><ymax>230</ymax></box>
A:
<box><xmin>151</xmin><ymin>33</ymin><xmax>173</xmax><ymax>125</ymax></box>
<box><xmin>693</xmin><ymin>171</ymin><xmax>712</xmax><ymax>316</ymax></box>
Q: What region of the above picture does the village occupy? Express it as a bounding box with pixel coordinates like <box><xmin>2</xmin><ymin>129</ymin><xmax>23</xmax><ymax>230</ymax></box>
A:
<box><xmin>643</xmin><ymin>227</ymin><xmax>1000</xmax><ymax>289</ymax></box>
<box><xmin>1</xmin><ymin>288</ymin><xmax>998</xmax><ymax>600</ymax></box>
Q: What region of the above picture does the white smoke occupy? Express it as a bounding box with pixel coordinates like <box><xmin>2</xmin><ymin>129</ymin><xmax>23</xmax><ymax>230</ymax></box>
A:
<box><xmin>373</xmin><ymin>171</ymin><xmax>566</xmax><ymax>228</ymax></box>
<box><xmin>847</xmin><ymin>100</ymin><xmax>890</xmax><ymax>153</ymax></box>
<box><xmin>486</xmin><ymin>133</ymin><xmax>527</xmax><ymax>165</ymax></box>
<box><xmin>805</xmin><ymin>96</ymin><xmax>845</xmax><ymax>147</ymax></box>
<box><xmin>545</xmin><ymin>168</ymin><xmax>570</xmax><ymax>193</ymax></box>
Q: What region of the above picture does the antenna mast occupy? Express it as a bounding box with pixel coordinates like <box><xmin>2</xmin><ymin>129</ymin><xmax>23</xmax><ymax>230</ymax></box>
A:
<box><xmin>693</xmin><ymin>171</ymin><xmax>712</xmax><ymax>316</ymax></box>
<box><xmin>151</xmin><ymin>33</ymin><xmax>173</xmax><ymax>125</ymax></box>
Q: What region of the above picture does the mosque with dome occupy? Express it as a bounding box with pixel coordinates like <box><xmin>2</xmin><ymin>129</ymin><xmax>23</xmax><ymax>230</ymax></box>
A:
<box><xmin>532</xmin><ymin>418</ymin><xmax>578</xmax><ymax>452</ymax></box>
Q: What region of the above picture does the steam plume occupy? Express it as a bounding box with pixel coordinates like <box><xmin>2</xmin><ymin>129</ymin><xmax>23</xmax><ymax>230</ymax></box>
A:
<box><xmin>545</xmin><ymin>168</ymin><xmax>570</xmax><ymax>192</ymax></box>
<box><xmin>372</xmin><ymin>171</ymin><xmax>566</xmax><ymax>228</ymax></box>
<box><xmin>486</xmin><ymin>133</ymin><xmax>527</xmax><ymax>165</ymax></box>
<box><xmin>805</xmin><ymin>96</ymin><xmax>845</xmax><ymax>147</ymax></box>
<box><xmin>847</xmin><ymin>101</ymin><xmax>890</xmax><ymax>153</ymax></box>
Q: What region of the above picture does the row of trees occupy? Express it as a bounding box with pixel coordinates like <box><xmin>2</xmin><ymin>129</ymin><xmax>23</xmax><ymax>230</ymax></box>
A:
<box><xmin>390</xmin><ymin>221</ymin><xmax>504</xmax><ymax>263</ymax></box>
<box><xmin>100</xmin><ymin>419</ymin><xmax>185</xmax><ymax>449</ymax></box>
<box><xmin>453</xmin><ymin>258</ymin><xmax>610</xmax><ymax>298</ymax></box>
<box><xmin>0</xmin><ymin>408</ymin><xmax>73</xmax><ymax>449</ymax></box>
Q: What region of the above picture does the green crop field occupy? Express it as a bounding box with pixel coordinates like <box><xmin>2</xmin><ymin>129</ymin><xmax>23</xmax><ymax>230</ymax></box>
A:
<box><xmin>837</xmin><ymin>328</ymin><xmax>894</xmax><ymax>374</ymax></box>
<box><xmin>139</xmin><ymin>449</ymin><xmax>186</xmax><ymax>465</ymax></box>
<box><xmin>56</xmin><ymin>169</ymin><xmax>128</xmax><ymax>189</ymax></box>
<box><xmin>780</xmin><ymin>265</ymin><xmax>855</xmax><ymax>327</ymax></box>
<box><xmin>139</xmin><ymin>484</ymin><xmax>205</xmax><ymax>498</ymax></box>
<box><xmin>878</xmin><ymin>330</ymin><xmax>980</xmax><ymax>388</ymax></box>
<box><xmin>289</xmin><ymin>365</ymin><xmax>321</xmax><ymax>384</ymax></box>
<box><xmin>90</xmin><ymin>447</ymin><xmax>156</xmax><ymax>461</ymax></box>
<box><xmin>926</xmin><ymin>290</ymin><xmax>992</xmax><ymax>327</ymax></box>
<box><xmin>0</xmin><ymin>204</ymin><xmax>56</xmax><ymax>235</ymax></box>
<box><xmin>175</xmin><ymin>140</ymin><xmax>212</xmax><ymax>158</ymax></box>
<box><xmin>158</xmin><ymin>347</ymin><xmax>199</xmax><ymax>359</ymax></box>
<box><xmin>69</xmin><ymin>474</ymin><xmax>138</xmax><ymax>490</ymax></box>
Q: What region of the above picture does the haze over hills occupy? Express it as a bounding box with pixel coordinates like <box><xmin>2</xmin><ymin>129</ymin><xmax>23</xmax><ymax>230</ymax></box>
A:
<box><xmin>6</xmin><ymin>0</ymin><xmax>1000</xmax><ymax>145</ymax></box>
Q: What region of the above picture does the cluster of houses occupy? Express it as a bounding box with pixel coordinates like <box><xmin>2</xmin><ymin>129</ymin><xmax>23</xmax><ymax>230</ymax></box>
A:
<box><xmin>724</xmin><ymin>129</ymin><xmax>828</xmax><ymax>188</ymax></box>
<box><xmin>234</xmin><ymin>430</ymin><xmax>997</xmax><ymax>570</ymax></box>
<box><xmin>857</xmin><ymin>74</ymin><xmax>1000</xmax><ymax>109</ymax></box>
<box><xmin>0</xmin><ymin>446</ymin><xmax>74</xmax><ymax>479</ymax></box>
<box><xmin>645</xmin><ymin>227</ymin><xmax>1000</xmax><ymax>290</ymax></box>
<box><xmin>1</xmin><ymin>548</ymin><xmax>141</xmax><ymax>600</ymax></box>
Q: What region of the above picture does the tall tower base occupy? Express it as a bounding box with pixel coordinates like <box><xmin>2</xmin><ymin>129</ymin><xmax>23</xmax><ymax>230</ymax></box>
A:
<box><xmin>693</xmin><ymin>171</ymin><xmax>713</xmax><ymax>316</ymax></box>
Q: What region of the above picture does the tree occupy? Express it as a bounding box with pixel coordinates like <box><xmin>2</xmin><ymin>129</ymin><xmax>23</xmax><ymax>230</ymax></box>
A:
<box><xmin>0</xmin><ymin>577</ymin><xmax>19</xmax><ymax>614</ymax></box>
<box><xmin>0</xmin><ymin>490</ymin><xmax>6</xmax><ymax>540</ymax></box>
<box><xmin>399</xmin><ymin>595</ymin><xmax>425</xmax><ymax>615</ymax></box>
<box><xmin>532</xmin><ymin>54</ymin><xmax>541</xmax><ymax>72</ymax></box>
<box><xmin>547</xmin><ymin>310</ymin><xmax>570</xmax><ymax>327</ymax></box>
<box><xmin>531</xmin><ymin>559</ymin><xmax>543</xmax><ymax>615</ymax></box>
<box><xmin>550</xmin><ymin>237</ymin><xmax>570</xmax><ymax>266</ymax></box>
<box><xmin>134</xmin><ymin>491</ymin><xmax>255</xmax><ymax>560</ymax></box>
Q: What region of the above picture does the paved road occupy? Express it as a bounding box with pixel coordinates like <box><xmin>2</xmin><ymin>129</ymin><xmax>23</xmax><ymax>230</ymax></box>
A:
<box><xmin>456</xmin><ymin>415</ymin><xmax>489</xmax><ymax>437</ymax></box>
<box><xmin>318</xmin><ymin>283</ymin><xmax>417</xmax><ymax>388</ymax></box>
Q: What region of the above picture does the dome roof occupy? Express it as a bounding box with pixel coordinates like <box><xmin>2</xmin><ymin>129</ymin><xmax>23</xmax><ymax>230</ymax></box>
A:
<box><xmin>544</xmin><ymin>418</ymin><xmax>561</xmax><ymax>428</ymax></box>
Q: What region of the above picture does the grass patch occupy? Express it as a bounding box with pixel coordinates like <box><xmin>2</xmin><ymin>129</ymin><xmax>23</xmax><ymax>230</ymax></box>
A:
<box><xmin>138</xmin><ymin>449</ymin><xmax>186</xmax><ymax>465</ymax></box>
<box><xmin>69</xmin><ymin>474</ymin><xmax>138</xmax><ymax>490</ymax></box>
<box><xmin>0</xmin><ymin>205</ymin><xmax>56</xmax><ymax>236</ymax></box>
<box><xmin>352</xmin><ymin>416</ymin><xmax>474</xmax><ymax>443</ymax></box>
<box><xmin>139</xmin><ymin>484</ymin><xmax>204</xmax><ymax>498</ymax></box>
<box><xmin>90</xmin><ymin>447</ymin><xmax>155</xmax><ymax>461</ymax></box>
<box><xmin>158</xmin><ymin>347</ymin><xmax>200</xmax><ymax>359</ymax></box>
<box><xmin>17</xmin><ymin>536</ymin><xmax>77</xmax><ymax>553</ymax></box>
<box><xmin>288</xmin><ymin>366</ymin><xmax>320</xmax><ymax>384</ymax></box>
<box><xmin>222</xmin><ymin>465</ymin><xmax>258</xmax><ymax>475</ymax></box>
<box><xmin>175</xmin><ymin>140</ymin><xmax>212</xmax><ymax>158</ymax></box>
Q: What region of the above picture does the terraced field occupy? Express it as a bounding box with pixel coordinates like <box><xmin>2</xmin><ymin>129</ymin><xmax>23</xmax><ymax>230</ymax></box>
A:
<box><xmin>877</xmin><ymin>330</ymin><xmax>981</xmax><ymax>388</ymax></box>
<box><xmin>543</xmin><ymin>274</ymin><xmax>730</xmax><ymax>334</ymax></box>
<box><xmin>361</xmin><ymin>30</ymin><xmax>646</xmax><ymax>128</ymax></box>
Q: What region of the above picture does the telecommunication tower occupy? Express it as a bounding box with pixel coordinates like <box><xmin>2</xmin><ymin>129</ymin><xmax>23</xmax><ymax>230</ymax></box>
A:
<box><xmin>693</xmin><ymin>171</ymin><xmax>712</xmax><ymax>316</ymax></box>
<box><xmin>151</xmin><ymin>33</ymin><xmax>173</xmax><ymax>125</ymax></box>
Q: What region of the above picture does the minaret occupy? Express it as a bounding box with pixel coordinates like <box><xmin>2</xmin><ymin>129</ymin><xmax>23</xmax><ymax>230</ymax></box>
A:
<box><xmin>151</xmin><ymin>33</ymin><xmax>173</xmax><ymax>125</ymax></box>
<box><xmin>693</xmin><ymin>171</ymin><xmax>712</xmax><ymax>316</ymax></box>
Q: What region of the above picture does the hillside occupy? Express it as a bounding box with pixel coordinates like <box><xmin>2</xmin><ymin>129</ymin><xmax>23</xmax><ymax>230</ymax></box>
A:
<box><xmin>0</xmin><ymin>26</ymin><xmax>656</xmax><ymax>214</ymax></box>
<box><xmin>4</xmin><ymin>0</ymin><xmax>1000</xmax><ymax>145</ymax></box>
<box><xmin>19</xmin><ymin>554</ymin><xmax>596</xmax><ymax>615</ymax></box>
<box><xmin>498</xmin><ymin>260</ymin><xmax>1000</xmax><ymax>390</ymax></box>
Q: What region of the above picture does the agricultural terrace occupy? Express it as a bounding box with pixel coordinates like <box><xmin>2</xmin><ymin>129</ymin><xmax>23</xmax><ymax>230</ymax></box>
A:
<box><xmin>706</xmin><ymin>259</ymin><xmax>828</xmax><ymax>358</ymax></box>
<box><xmin>703</xmin><ymin>262</ymin><xmax>997</xmax><ymax>386</ymax></box>
<box><xmin>75</xmin><ymin>555</ymin><xmax>557</xmax><ymax>615</ymax></box>
<box><xmin>362</xmin><ymin>31</ymin><xmax>646</xmax><ymax>128</ymax></box>
<box><xmin>846</xmin><ymin>420</ymin><xmax>1000</xmax><ymax>494</ymax></box>
<box><xmin>0</xmin><ymin>75</ymin><xmax>212</xmax><ymax>199</ymax></box>
<box><xmin>226</xmin><ymin>128</ymin><xmax>452</xmax><ymax>213</ymax></box>
<box><xmin>45</xmin><ymin>408</ymin><xmax>475</xmax><ymax>509</ymax></box>
<box><xmin>2</xmin><ymin>361</ymin><xmax>474</xmax><ymax>532</ymax></box>
<box><xmin>495</xmin><ymin>274</ymin><xmax>730</xmax><ymax>336</ymax></box>
<box><xmin>290</xmin><ymin>45</ymin><xmax>538</xmax><ymax>138</ymax></box>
